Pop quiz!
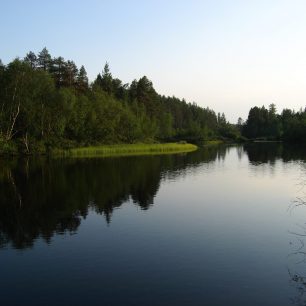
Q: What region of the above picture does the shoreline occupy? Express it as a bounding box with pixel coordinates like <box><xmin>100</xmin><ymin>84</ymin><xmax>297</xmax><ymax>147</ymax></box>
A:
<box><xmin>51</xmin><ymin>143</ymin><xmax>198</xmax><ymax>158</ymax></box>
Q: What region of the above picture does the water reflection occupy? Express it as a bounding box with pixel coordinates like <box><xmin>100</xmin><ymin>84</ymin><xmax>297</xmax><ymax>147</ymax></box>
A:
<box><xmin>244</xmin><ymin>143</ymin><xmax>306</xmax><ymax>164</ymax></box>
<box><xmin>241</xmin><ymin>143</ymin><xmax>306</xmax><ymax>305</ymax></box>
<box><xmin>2</xmin><ymin>143</ymin><xmax>306</xmax><ymax>305</ymax></box>
<box><xmin>0</xmin><ymin>146</ymin><xmax>227</xmax><ymax>249</ymax></box>
<box><xmin>2</xmin><ymin>143</ymin><xmax>306</xmax><ymax>250</ymax></box>
<box><xmin>287</xmin><ymin>162</ymin><xmax>306</xmax><ymax>306</ymax></box>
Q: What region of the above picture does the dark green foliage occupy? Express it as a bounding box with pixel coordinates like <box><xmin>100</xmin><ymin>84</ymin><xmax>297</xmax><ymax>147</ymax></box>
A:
<box><xmin>76</xmin><ymin>65</ymin><xmax>89</xmax><ymax>93</ymax></box>
<box><xmin>37</xmin><ymin>47</ymin><xmax>52</xmax><ymax>71</ymax></box>
<box><xmin>50</xmin><ymin>56</ymin><xmax>65</xmax><ymax>88</ymax></box>
<box><xmin>1</xmin><ymin>48</ymin><xmax>306</xmax><ymax>154</ymax></box>
<box><xmin>24</xmin><ymin>51</ymin><xmax>37</xmax><ymax>69</ymax></box>
<box><xmin>281</xmin><ymin>109</ymin><xmax>306</xmax><ymax>142</ymax></box>
<box><xmin>0</xmin><ymin>49</ymin><xmax>239</xmax><ymax>154</ymax></box>
<box><xmin>63</xmin><ymin>60</ymin><xmax>78</xmax><ymax>87</ymax></box>
<box><xmin>95</xmin><ymin>63</ymin><xmax>113</xmax><ymax>94</ymax></box>
<box><xmin>242</xmin><ymin>104</ymin><xmax>306</xmax><ymax>142</ymax></box>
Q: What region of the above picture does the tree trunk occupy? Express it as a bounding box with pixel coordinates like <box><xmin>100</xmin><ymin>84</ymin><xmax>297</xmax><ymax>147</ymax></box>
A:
<box><xmin>22</xmin><ymin>132</ymin><xmax>30</xmax><ymax>154</ymax></box>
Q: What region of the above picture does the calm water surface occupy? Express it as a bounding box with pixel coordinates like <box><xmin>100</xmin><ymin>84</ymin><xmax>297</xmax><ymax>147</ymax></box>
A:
<box><xmin>1</xmin><ymin>144</ymin><xmax>306</xmax><ymax>306</ymax></box>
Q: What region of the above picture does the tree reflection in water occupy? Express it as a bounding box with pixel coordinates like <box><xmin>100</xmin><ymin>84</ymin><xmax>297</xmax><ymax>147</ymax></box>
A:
<box><xmin>2</xmin><ymin>143</ymin><xmax>306</xmax><ymax>304</ymax></box>
<box><xmin>244</xmin><ymin>143</ymin><xmax>306</xmax><ymax>306</ymax></box>
<box><xmin>0</xmin><ymin>145</ymin><xmax>225</xmax><ymax>250</ymax></box>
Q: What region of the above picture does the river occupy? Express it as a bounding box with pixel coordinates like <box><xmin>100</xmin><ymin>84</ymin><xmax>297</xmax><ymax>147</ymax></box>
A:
<box><xmin>1</xmin><ymin>143</ymin><xmax>306</xmax><ymax>305</ymax></box>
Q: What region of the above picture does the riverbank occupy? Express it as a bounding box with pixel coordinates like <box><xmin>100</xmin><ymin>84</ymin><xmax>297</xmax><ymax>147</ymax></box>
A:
<box><xmin>51</xmin><ymin>143</ymin><xmax>198</xmax><ymax>158</ymax></box>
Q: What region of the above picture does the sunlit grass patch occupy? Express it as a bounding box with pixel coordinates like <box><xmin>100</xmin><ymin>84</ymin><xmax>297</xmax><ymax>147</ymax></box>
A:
<box><xmin>52</xmin><ymin>143</ymin><xmax>197</xmax><ymax>158</ymax></box>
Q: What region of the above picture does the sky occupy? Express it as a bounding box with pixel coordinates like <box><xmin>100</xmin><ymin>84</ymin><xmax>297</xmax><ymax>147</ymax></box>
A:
<box><xmin>1</xmin><ymin>0</ymin><xmax>306</xmax><ymax>122</ymax></box>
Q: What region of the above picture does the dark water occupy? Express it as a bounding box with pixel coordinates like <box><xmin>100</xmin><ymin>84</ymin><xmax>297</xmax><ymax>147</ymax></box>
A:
<box><xmin>1</xmin><ymin>144</ymin><xmax>306</xmax><ymax>306</ymax></box>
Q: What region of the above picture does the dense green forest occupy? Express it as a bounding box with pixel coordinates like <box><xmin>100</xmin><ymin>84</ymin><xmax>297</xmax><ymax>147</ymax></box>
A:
<box><xmin>0</xmin><ymin>48</ymin><xmax>238</xmax><ymax>154</ymax></box>
<box><xmin>0</xmin><ymin>48</ymin><xmax>305</xmax><ymax>155</ymax></box>
<box><xmin>241</xmin><ymin>104</ymin><xmax>306</xmax><ymax>141</ymax></box>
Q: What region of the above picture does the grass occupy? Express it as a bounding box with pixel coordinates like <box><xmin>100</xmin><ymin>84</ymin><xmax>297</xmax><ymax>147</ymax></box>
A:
<box><xmin>52</xmin><ymin>142</ymin><xmax>198</xmax><ymax>158</ymax></box>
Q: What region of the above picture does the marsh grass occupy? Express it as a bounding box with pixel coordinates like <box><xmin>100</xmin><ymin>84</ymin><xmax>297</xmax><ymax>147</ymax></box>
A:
<box><xmin>52</xmin><ymin>143</ymin><xmax>197</xmax><ymax>158</ymax></box>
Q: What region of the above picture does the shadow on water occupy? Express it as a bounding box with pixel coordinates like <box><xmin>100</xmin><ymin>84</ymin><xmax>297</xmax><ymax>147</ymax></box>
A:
<box><xmin>0</xmin><ymin>145</ymin><xmax>227</xmax><ymax>250</ymax></box>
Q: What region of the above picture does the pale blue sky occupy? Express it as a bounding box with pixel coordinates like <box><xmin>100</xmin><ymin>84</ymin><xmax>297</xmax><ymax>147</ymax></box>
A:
<box><xmin>2</xmin><ymin>0</ymin><xmax>306</xmax><ymax>122</ymax></box>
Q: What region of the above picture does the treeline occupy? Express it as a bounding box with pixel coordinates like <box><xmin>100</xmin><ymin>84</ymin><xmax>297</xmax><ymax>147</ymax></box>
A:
<box><xmin>1</xmin><ymin>48</ymin><xmax>305</xmax><ymax>155</ymax></box>
<box><xmin>241</xmin><ymin>104</ymin><xmax>306</xmax><ymax>142</ymax></box>
<box><xmin>0</xmin><ymin>48</ymin><xmax>238</xmax><ymax>154</ymax></box>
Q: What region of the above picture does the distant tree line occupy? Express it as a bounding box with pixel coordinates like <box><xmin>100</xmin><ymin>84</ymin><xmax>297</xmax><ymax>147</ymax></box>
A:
<box><xmin>241</xmin><ymin>103</ymin><xmax>306</xmax><ymax>142</ymax></box>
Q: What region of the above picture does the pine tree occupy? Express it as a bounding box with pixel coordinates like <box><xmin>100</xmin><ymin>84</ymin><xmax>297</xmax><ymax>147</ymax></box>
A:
<box><xmin>51</xmin><ymin>56</ymin><xmax>66</xmax><ymax>87</ymax></box>
<box><xmin>76</xmin><ymin>65</ymin><xmax>88</xmax><ymax>92</ymax></box>
<box><xmin>100</xmin><ymin>62</ymin><xmax>113</xmax><ymax>94</ymax></box>
<box><xmin>24</xmin><ymin>51</ymin><xmax>37</xmax><ymax>69</ymax></box>
<box><xmin>63</xmin><ymin>60</ymin><xmax>78</xmax><ymax>87</ymax></box>
<box><xmin>37</xmin><ymin>47</ymin><xmax>52</xmax><ymax>71</ymax></box>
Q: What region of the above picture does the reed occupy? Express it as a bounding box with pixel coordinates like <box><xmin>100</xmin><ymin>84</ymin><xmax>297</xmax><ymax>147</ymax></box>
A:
<box><xmin>52</xmin><ymin>143</ymin><xmax>197</xmax><ymax>158</ymax></box>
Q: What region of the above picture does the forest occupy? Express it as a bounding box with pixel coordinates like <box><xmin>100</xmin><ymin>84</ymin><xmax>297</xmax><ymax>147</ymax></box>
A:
<box><xmin>241</xmin><ymin>104</ymin><xmax>306</xmax><ymax>142</ymax></box>
<box><xmin>0</xmin><ymin>48</ymin><xmax>305</xmax><ymax>155</ymax></box>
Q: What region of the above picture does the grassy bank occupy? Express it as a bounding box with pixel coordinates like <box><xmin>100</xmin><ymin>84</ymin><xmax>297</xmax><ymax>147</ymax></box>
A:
<box><xmin>52</xmin><ymin>143</ymin><xmax>198</xmax><ymax>158</ymax></box>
